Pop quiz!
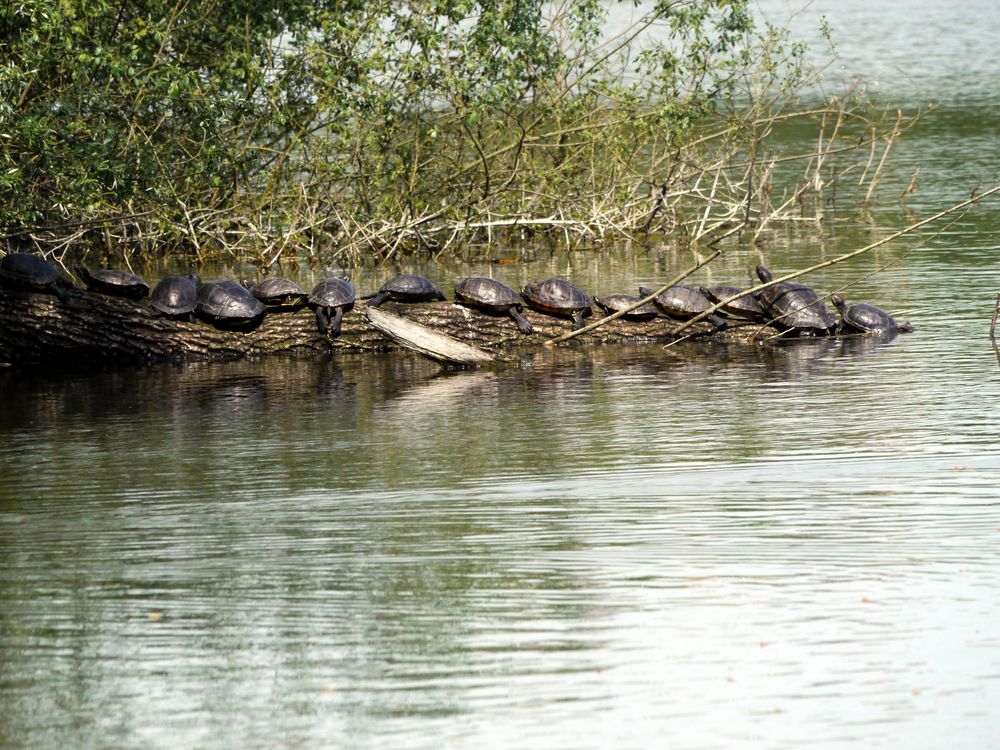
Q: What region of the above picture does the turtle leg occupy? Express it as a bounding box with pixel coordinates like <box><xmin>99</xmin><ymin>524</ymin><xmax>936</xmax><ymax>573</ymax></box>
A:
<box><xmin>571</xmin><ymin>310</ymin><xmax>587</xmax><ymax>331</ymax></box>
<box><xmin>706</xmin><ymin>312</ymin><xmax>728</xmax><ymax>330</ymax></box>
<box><xmin>315</xmin><ymin>306</ymin><xmax>331</xmax><ymax>334</ymax></box>
<box><xmin>328</xmin><ymin>306</ymin><xmax>344</xmax><ymax>336</ymax></box>
<box><xmin>366</xmin><ymin>291</ymin><xmax>389</xmax><ymax>308</ymax></box>
<box><xmin>509</xmin><ymin>307</ymin><xmax>533</xmax><ymax>335</ymax></box>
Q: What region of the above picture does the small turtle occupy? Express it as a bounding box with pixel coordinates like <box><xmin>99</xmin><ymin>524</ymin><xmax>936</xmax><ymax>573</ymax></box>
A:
<box><xmin>701</xmin><ymin>285</ymin><xmax>767</xmax><ymax>322</ymax></box>
<box><xmin>454</xmin><ymin>276</ymin><xmax>533</xmax><ymax>334</ymax></box>
<box><xmin>150</xmin><ymin>274</ymin><xmax>200</xmax><ymax>320</ymax></box>
<box><xmin>365</xmin><ymin>274</ymin><xmax>446</xmax><ymax>308</ymax></box>
<box><xmin>831</xmin><ymin>294</ymin><xmax>914</xmax><ymax>334</ymax></box>
<box><xmin>520</xmin><ymin>278</ymin><xmax>592</xmax><ymax>330</ymax></box>
<box><xmin>243</xmin><ymin>277</ymin><xmax>308</xmax><ymax>311</ymax></box>
<box><xmin>0</xmin><ymin>252</ymin><xmax>69</xmax><ymax>301</ymax></box>
<box><xmin>755</xmin><ymin>265</ymin><xmax>837</xmax><ymax>336</ymax></box>
<box><xmin>195</xmin><ymin>279</ymin><xmax>266</xmax><ymax>329</ymax></box>
<box><xmin>309</xmin><ymin>277</ymin><xmax>355</xmax><ymax>335</ymax></box>
<box><xmin>639</xmin><ymin>285</ymin><xmax>727</xmax><ymax>329</ymax></box>
<box><xmin>593</xmin><ymin>294</ymin><xmax>660</xmax><ymax>322</ymax></box>
<box><xmin>75</xmin><ymin>264</ymin><xmax>149</xmax><ymax>300</ymax></box>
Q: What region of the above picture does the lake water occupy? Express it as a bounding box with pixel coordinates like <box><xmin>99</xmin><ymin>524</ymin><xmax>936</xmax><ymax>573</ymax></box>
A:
<box><xmin>2</xmin><ymin>2</ymin><xmax>1000</xmax><ymax>748</ymax></box>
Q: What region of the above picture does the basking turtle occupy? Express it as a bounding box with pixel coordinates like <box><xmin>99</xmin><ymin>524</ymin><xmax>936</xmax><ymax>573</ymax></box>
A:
<box><xmin>639</xmin><ymin>284</ymin><xmax>727</xmax><ymax>329</ymax></box>
<box><xmin>755</xmin><ymin>265</ymin><xmax>837</xmax><ymax>336</ymax></box>
<box><xmin>243</xmin><ymin>277</ymin><xmax>308</xmax><ymax>311</ymax></box>
<box><xmin>593</xmin><ymin>293</ymin><xmax>660</xmax><ymax>322</ymax></box>
<box><xmin>701</xmin><ymin>285</ymin><xmax>767</xmax><ymax>322</ymax></box>
<box><xmin>150</xmin><ymin>274</ymin><xmax>200</xmax><ymax>320</ymax></box>
<box><xmin>454</xmin><ymin>276</ymin><xmax>533</xmax><ymax>334</ymax></box>
<box><xmin>831</xmin><ymin>294</ymin><xmax>914</xmax><ymax>334</ymax></box>
<box><xmin>75</xmin><ymin>264</ymin><xmax>150</xmax><ymax>299</ymax></box>
<box><xmin>309</xmin><ymin>277</ymin><xmax>355</xmax><ymax>335</ymax></box>
<box><xmin>195</xmin><ymin>279</ymin><xmax>266</xmax><ymax>329</ymax></box>
<box><xmin>0</xmin><ymin>252</ymin><xmax>69</xmax><ymax>301</ymax></box>
<box><xmin>520</xmin><ymin>278</ymin><xmax>592</xmax><ymax>330</ymax></box>
<box><xmin>365</xmin><ymin>274</ymin><xmax>446</xmax><ymax>308</ymax></box>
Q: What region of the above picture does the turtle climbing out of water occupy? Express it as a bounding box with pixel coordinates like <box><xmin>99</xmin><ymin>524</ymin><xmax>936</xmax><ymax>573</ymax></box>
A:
<box><xmin>243</xmin><ymin>277</ymin><xmax>308</xmax><ymax>311</ymax></box>
<box><xmin>364</xmin><ymin>274</ymin><xmax>446</xmax><ymax>308</ymax></box>
<box><xmin>639</xmin><ymin>285</ymin><xmax>727</xmax><ymax>329</ymax></box>
<box><xmin>0</xmin><ymin>252</ymin><xmax>70</xmax><ymax>301</ymax></box>
<box><xmin>150</xmin><ymin>274</ymin><xmax>200</xmax><ymax>320</ymax></box>
<box><xmin>454</xmin><ymin>276</ymin><xmax>533</xmax><ymax>334</ymax></box>
<box><xmin>700</xmin><ymin>285</ymin><xmax>767</xmax><ymax>322</ymax></box>
<box><xmin>195</xmin><ymin>279</ymin><xmax>266</xmax><ymax>329</ymax></box>
<box><xmin>75</xmin><ymin>264</ymin><xmax>150</xmax><ymax>300</ymax></box>
<box><xmin>309</xmin><ymin>277</ymin><xmax>355</xmax><ymax>335</ymax></box>
<box><xmin>593</xmin><ymin>293</ymin><xmax>661</xmax><ymax>322</ymax></box>
<box><xmin>755</xmin><ymin>265</ymin><xmax>837</xmax><ymax>336</ymax></box>
<box><xmin>520</xmin><ymin>278</ymin><xmax>592</xmax><ymax>330</ymax></box>
<box><xmin>831</xmin><ymin>294</ymin><xmax>914</xmax><ymax>334</ymax></box>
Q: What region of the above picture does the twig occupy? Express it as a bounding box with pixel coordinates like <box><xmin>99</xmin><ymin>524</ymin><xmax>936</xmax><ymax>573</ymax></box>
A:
<box><xmin>991</xmin><ymin>292</ymin><xmax>1000</xmax><ymax>340</ymax></box>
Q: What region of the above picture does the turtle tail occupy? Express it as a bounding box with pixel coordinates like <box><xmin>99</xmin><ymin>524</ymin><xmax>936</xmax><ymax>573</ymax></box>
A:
<box><xmin>315</xmin><ymin>306</ymin><xmax>331</xmax><ymax>334</ymax></box>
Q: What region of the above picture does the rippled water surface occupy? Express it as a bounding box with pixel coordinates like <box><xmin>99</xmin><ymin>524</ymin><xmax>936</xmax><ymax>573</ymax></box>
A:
<box><xmin>3</xmin><ymin>2</ymin><xmax>1000</xmax><ymax>748</ymax></box>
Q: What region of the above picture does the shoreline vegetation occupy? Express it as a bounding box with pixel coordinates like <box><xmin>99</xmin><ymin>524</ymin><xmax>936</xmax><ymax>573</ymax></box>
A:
<box><xmin>2</xmin><ymin>1</ymin><xmax>915</xmax><ymax>270</ymax></box>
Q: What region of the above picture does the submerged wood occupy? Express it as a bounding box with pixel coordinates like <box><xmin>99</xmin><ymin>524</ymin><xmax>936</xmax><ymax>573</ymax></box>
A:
<box><xmin>0</xmin><ymin>285</ymin><xmax>733</xmax><ymax>366</ymax></box>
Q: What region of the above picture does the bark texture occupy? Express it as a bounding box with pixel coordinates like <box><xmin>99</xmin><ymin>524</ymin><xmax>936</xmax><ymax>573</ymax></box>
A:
<box><xmin>0</xmin><ymin>285</ymin><xmax>739</xmax><ymax>366</ymax></box>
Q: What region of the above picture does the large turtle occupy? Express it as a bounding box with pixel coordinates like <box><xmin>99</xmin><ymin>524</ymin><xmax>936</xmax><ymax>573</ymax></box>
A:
<box><xmin>76</xmin><ymin>264</ymin><xmax>149</xmax><ymax>299</ymax></box>
<box><xmin>639</xmin><ymin>284</ymin><xmax>727</xmax><ymax>329</ymax></box>
<box><xmin>454</xmin><ymin>276</ymin><xmax>533</xmax><ymax>334</ymax></box>
<box><xmin>520</xmin><ymin>278</ymin><xmax>592</xmax><ymax>330</ymax></box>
<box><xmin>150</xmin><ymin>274</ymin><xmax>200</xmax><ymax>320</ymax></box>
<box><xmin>243</xmin><ymin>277</ymin><xmax>308</xmax><ymax>311</ymax></box>
<box><xmin>195</xmin><ymin>279</ymin><xmax>266</xmax><ymax>329</ymax></box>
<box><xmin>593</xmin><ymin>293</ymin><xmax>660</xmax><ymax>322</ymax></box>
<box><xmin>0</xmin><ymin>252</ymin><xmax>69</xmax><ymax>301</ymax></box>
<box><xmin>309</xmin><ymin>277</ymin><xmax>355</xmax><ymax>335</ymax></box>
<box><xmin>755</xmin><ymin>265</ymin><xmax>837</xmax><ymax>336</ymax></box>
<box><xmin>701</xmin><ymin>285</ymin><xmax>767</xmax><ymax>322</ymax></box>
<box><xmin>365</xmin><ymin>274</ymin><xmax>446</xmax><ymax>308</ymax></box>
<box><xmin>831</xmin><ymin>294</ymin><xmax>914</xmax><ymax>334</ymax></box>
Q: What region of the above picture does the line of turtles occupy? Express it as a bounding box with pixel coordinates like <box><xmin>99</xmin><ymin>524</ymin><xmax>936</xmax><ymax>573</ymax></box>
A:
<box><xmin>0</xmin><ymin>251</ymin><xmax>914</xmax><ymax>338</ymax></box>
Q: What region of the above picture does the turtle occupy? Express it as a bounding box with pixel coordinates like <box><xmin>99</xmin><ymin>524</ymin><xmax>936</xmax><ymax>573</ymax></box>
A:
<box><xmin>195</xmin><ymin>279</ymin><xmax>266</xmax><ymax>329</ymax></box>
<box><xmin>454</xmin><ymin>276</ymin><xmax>533</xmax><ymax>334</ymax></box>
<box><xmin>75</xmin><ymin>264</ymin><xmax>150</xmax><ymax>299</ymax></box>
<box><xmin>364</xmin><ymin>274</ymin><xmax>446</xmax><ymax>308</ymax></box>
<box><xmin>150</xmin><ymin>274</ymin><xmax>200</xmax><ymax>320</ymax></box>
<box><xmin>831</xmin><ymin>294</ymin><xmax>915</xmax><ymax>334</ymax></box>
<box><xmin>309</xmin><ymin>277</ymin><xmax>355</xmax><ymax>335</ymax></box>
<box><xmin>755</xmin><ymin>265</ymin><xmax>837</xmax><ymax>336</ymax></box>
<box><xmin>700</xmin><ymin>285</ymin><xmax>767</xmax><ymax>322</ymax></box>
<box><xmin>243</xmin><ymin>277</ymin><xmax>308</xmax><ymax>311</ymax></box>
<box><xmin>520</xmin><ymin>278</ymin><xmax>592</xmax><ymax>330</ymax></box>
<box><xmin>593</xmin><ymin>293</ymin><xmax>661</xmax><ymax>322</ymax></box>
<box><xmin>639</xmin><ymin>284</ymin><xmax>727</xmax><ymax>329</ymax></box>
<box><xmin>0</xmin><ymin>252</ymin><xmax>69</xmax><ymax>301</ymax></box>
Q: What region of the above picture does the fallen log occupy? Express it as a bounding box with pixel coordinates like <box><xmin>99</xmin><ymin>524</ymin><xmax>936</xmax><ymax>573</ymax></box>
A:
<box><xmin>0</xmin><ymin>284</ymin><xmax>735</xmax><ymax>366</ymax></box>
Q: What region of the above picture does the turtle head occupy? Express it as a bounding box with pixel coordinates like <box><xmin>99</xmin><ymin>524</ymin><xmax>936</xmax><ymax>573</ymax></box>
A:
<box><xmin>830</xmin><ymin>294</ymin><xmax>848</xmax><ymax>314</ymax></box>
<box><xmin>755</xmin><ymin>264</ymin><xmax>772</xmax><ymax>283</ymax></box>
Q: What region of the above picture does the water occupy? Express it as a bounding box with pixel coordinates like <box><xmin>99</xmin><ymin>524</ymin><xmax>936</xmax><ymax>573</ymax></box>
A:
<box><xmin>3</xmin><ymin>2</ymin><xmax>1000</xmax><ymax>748</ymax></box>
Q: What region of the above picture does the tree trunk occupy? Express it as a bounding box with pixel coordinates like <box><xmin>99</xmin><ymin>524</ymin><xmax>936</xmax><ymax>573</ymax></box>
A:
<box><xmin>0</xmin><ymin>285</ymin><xmax>744</xmax><ymax>366</ymax></box>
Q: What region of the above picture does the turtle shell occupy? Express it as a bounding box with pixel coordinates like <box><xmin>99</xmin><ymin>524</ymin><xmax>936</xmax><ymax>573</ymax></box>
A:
<box><xmin>0</xmin><ymin>253</ymin><xmax>61</xmax><ymax>289</ymax></box>
<box><xmin>196</xmin><ymin>279</ymin><xmax>266</xmax><ymax>327</ymax></box>
<box><xmin>76</xmin><ymin>265</ymin><xmax>149</xmax><ymax>299</ymax></box>
<box><xmin>701</xmin><ymin>285</ymin><xmax>766</xmax><ymax>320</ymax></box>
<box><xmin>309</xmin><ymin>277</ymin><xmax>355</xmax><ymax>307</ymax></box>
<box><xmin>150</xmin><ymin>274</ymin><xmax>199</xmax><ymax>317</ymax></box>
<box><xmin>454</xmin><ymin>276</ymin><xmax>522</xmax><ymax>313</ymax></box>
<box><xmin>365</xmin><ymin>274</ymin><xmax>445</xmax><ymax>307</ymax></box>
<box><xmin>247</xmin><ymin>277</ymin><xmax>308</xmax><ymax>309</ymax></box>
<box><xmin>639</xmin><ymin>285</ymin><xmax>714</xmax><ymax>318</ymax></box>
<box><xmin>593</xmin><ymin>294</ymin><xmax>660</xmax><ymax>321</ymax></box>
<box><xmin>831</xmin><ymin>295</ymin><xmax>912</xmax><ymax>334</ymax></box>
<box><xmin>521</xmin><ymin>278</ymin><xmax>590</xmax><ymax>316</ymax></box>
<box><xmin>756</xmin><ymin>265</ymin><xmax>836</xmax><ymax>334</ymax></box>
